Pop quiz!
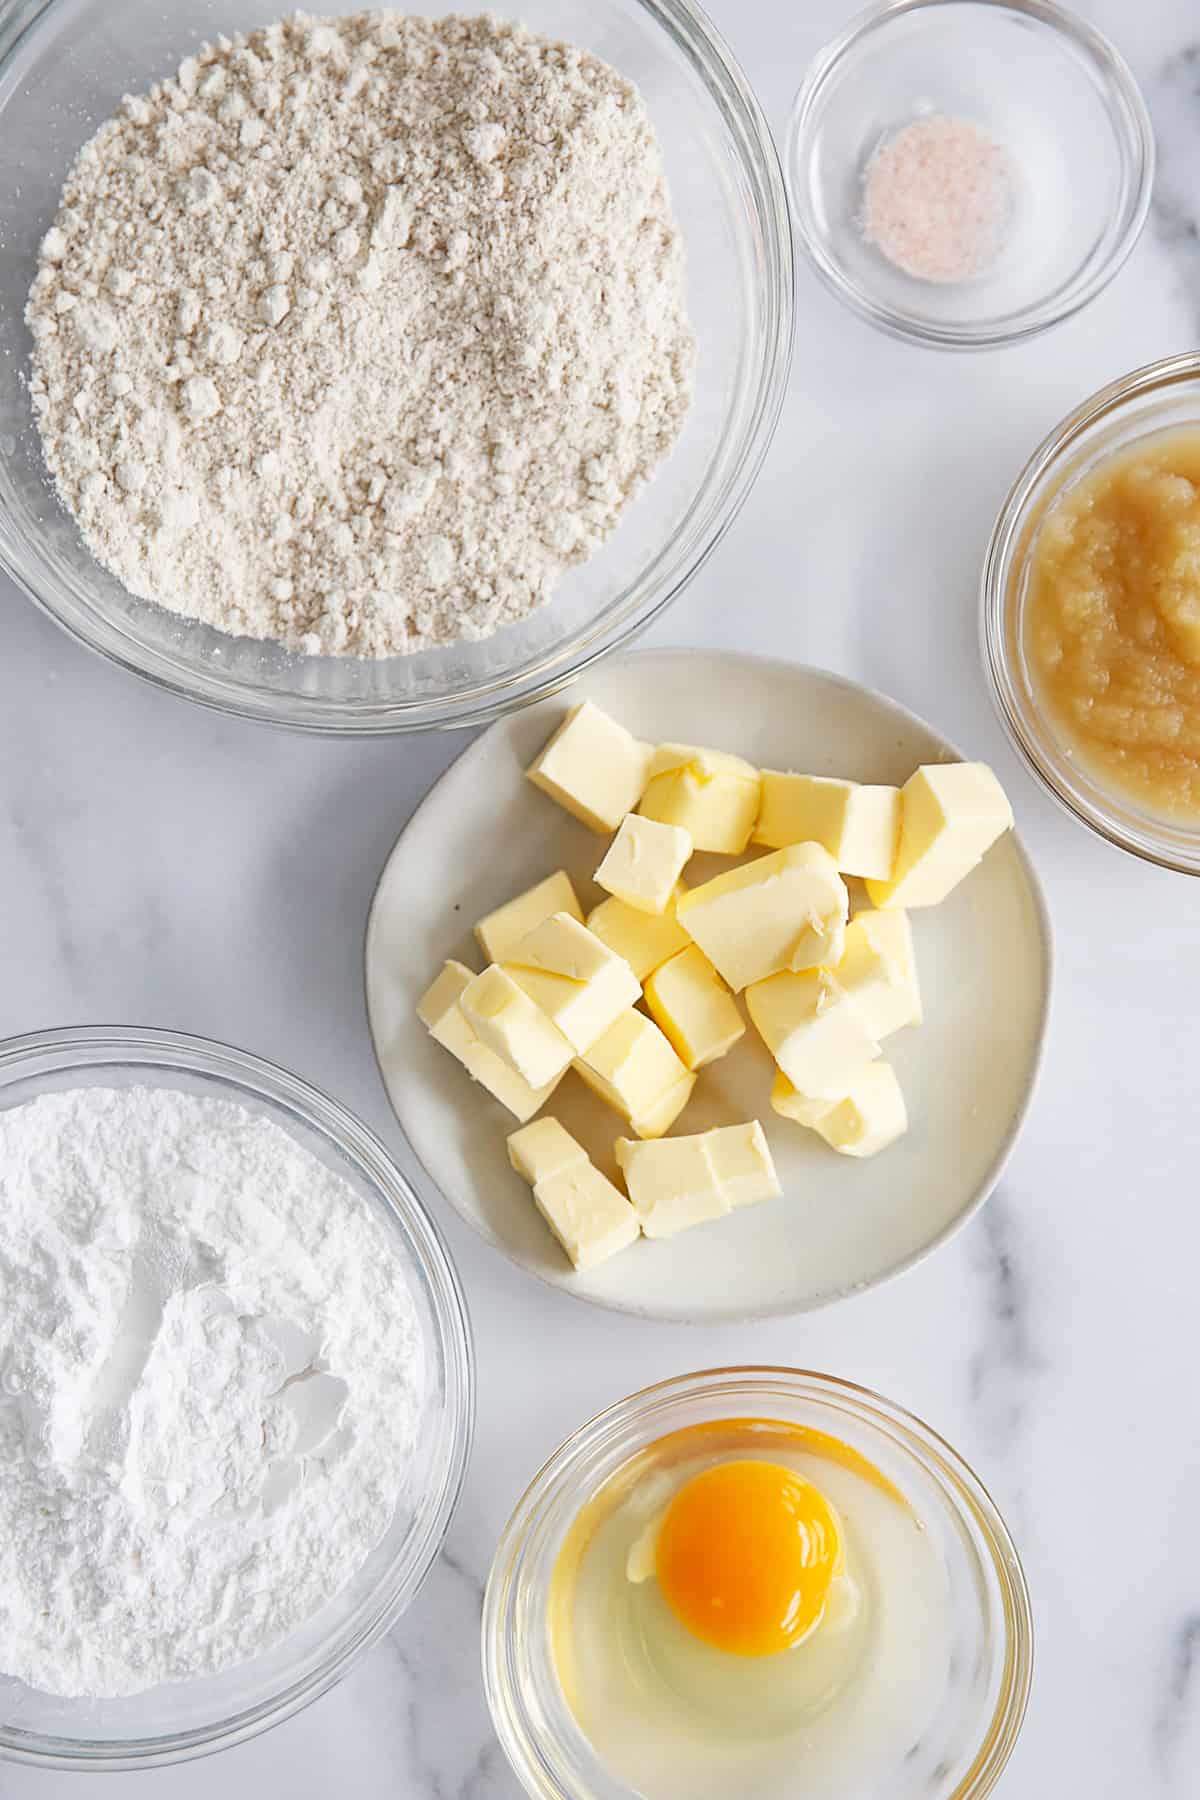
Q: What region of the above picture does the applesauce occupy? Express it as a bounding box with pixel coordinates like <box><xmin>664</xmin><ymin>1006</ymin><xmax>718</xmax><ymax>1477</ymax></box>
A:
<box><xmin>1026</xmin><ymin>427</ymin><xmax>1200</xmax><ymax>820</ymax></box>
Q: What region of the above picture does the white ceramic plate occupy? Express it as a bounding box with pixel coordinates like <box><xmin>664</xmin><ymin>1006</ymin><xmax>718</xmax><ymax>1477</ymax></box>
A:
<box><xmin>365</xmin><ymin>650</ymin><xmax>1052</xmax><ymax>1323</ymax></box>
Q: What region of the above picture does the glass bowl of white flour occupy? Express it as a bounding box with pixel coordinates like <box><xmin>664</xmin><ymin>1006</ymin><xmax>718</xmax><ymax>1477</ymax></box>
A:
<box><xmin>0</xmin><ymin>2</ymin><xmax>792</xmax><ymax>732</ymax></box>
<box><xmin>0</xmin><ymin>1025</ymin><xmax>473</xmax><ymax>1769</ymax></box>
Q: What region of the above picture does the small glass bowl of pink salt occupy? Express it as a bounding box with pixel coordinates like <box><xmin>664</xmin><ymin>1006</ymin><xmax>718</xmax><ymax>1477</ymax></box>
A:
<box><xmin>786</xmin><ymin>0</ymin><xmax>1153</xmax><ymax>350</ymax></box>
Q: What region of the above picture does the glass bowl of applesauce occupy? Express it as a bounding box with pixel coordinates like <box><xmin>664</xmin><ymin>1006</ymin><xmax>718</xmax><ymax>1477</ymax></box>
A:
<box><xmin>982</xmin><ymin>354</ymin><xmax>1200</xmax><ymax>874</ymax></box>
<box><xmin>483</xmin><ymin>1368</ymin><xmax>1033</xmax><ymax>1800</ymax></box>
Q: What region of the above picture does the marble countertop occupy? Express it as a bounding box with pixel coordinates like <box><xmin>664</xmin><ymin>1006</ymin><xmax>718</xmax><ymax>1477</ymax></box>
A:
<box><xmin>4</xmin><ymin>0</ymin><xmax>1200</xmax><ymax>1793</ymax></box>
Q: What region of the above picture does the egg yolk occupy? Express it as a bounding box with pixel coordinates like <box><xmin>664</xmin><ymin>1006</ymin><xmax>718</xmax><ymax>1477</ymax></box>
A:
<box><xmin>654</xmin><ymin>1459</ymin><xmax>842</xmax><ymax>1658</ymax></box>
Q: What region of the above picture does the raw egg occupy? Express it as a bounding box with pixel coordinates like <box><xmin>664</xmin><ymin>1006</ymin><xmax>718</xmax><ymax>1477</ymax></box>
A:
<box><xmin>548</xmin><ymin>1418</ymin><xmax>951</xmax><ymax>1796</ymax></box>
<box><xmin>654</xmin><ymin>1458</ymin><xmax>843</xmax><ymax>1657</ymax></box>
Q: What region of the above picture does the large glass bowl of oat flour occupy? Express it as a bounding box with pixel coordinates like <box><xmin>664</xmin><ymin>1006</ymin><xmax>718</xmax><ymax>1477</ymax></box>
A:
<box><xmin>0</xmin><ymin>1026</ymin><xmax>474</xmax><ymax>1770</ymax></box>
<box><xmin>0</xmin><ymin>0</ymin><xmax>792</xmax><ymax>733</ymax></box>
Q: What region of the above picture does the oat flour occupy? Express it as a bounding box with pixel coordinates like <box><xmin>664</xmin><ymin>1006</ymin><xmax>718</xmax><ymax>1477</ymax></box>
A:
<box><xmin>26</xmin><ymin>12</ymin><xmax>695</xmax><ymax>657</ymax></box>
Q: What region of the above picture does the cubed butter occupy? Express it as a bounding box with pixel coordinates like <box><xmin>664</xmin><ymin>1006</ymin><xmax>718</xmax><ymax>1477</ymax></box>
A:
<box><xmin>614</xmin><ymin>1122</ymin><xmax>780</xmax><ymax>1239</ymax></box>
<box><xmin>772</xmin><ymin>1064</ymin><xmax>908</xmax><ymax>1158</ymax></box>
<box><xmin>768</xmin><ymin>1071</ymin><xmax>834</xmax><ymax>1130</ymax></box>
<box><xmin>526</xmin><ymin>701</ymin><xmax>652</xmax><ymax>834</ymax></box>
<box><xmin>705</xmin><ymin>1120</ymin><xmax>783</xmax><ymax>1210</ymax></box>
<box><xmin>417</xmin><ymin>960</ymin><xmax>478</xmax><ymax>1041</ymax></box>
<box><xmin>505</xmin><ymin>1118</ymin><xmax>640</xmax><ymax>1269</ymax></box>
<box><xmin>586</xmin><ymin>885</ymin><xmax>690</xmax><ymax>981</ymax></box>
<box><xmin>533</xmin><ymin>1163</ymin><xmax>641</xmax><ymax>1270</ymax></box>
<box><xmin>573</xmin><ymin>1011</ymin><xmax>695</xmax><ymax>1139</ymax></box>
<box><xmin>836</xmin><ymin>910</ymin><xmax>922</xmax><ymax>1039</ymax></box>
<box><xmin>754</xmin><ymin>772</ymin><xmax>901</xmax><ymax>881</ymax></box>
<box><xmin>865</xmin><ymin>763</ymin><xmax>1013</xmax><ymax>909</ymax></box>
<box><xmin>459</xmin><ymin>964</ymin><xmax>573</xmax><ymax>1089</ymax></box>
<box><xmin>676</xmin><ymin>844</ymin><xmax>849</xmax><ymax>992</ymax></box>
<box><xmin>504</xmin><ymin>912</ymin><xmax>640</xmax><ymax>1054</ymax></box>
<box><xmin>506</xmin><ymin>1116</ymin><xmax>588</xmax><ymax>1185</ymax></box>
<box><xmin>629</xmin><ymin>1076</ymin><xmax>697</xmax><ymax>1141</ymax></box>
<box><xmin>643</xmin><ymin>944</ymin><xmax>745</xmax><ymax>1071</ymax></box>
<box><xmin>416</xmin><ymin>961</ymin><xmax>562</xmax><ymax>1122</ymax></box>
<box><xmin>638</xmin><ymin>743</ymin><xmax>761</xmax><ymax>854</ymax></box>
<box><xmin>594</xmin><ymin>814</ymin><xmax>692</xmax><ymax>916</ymax></box>
<box><xmin>745</xmin><ymin>968</ymin><xmax>880</xmax><ymax>1095</ymax></box>
<box><xmin>614</xmin><ymin>1134</ymin><xmax>725</xmax><ymax>1238</ymax></box>
<box><xmin>475</xmin><ymin>870</ymin><xmax>583</xmax><ymax>963</ymax></box>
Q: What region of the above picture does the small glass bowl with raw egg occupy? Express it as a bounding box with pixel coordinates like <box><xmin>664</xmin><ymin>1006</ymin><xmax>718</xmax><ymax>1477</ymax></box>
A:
<box><xmin>983</xmin><ymin>353</ymin><xmax>1200</xmax><ymax>874</ymax></box>
<box><xmin>483</xmin><ymin>1367</ymin><xmax>1032</xmax><ymax>1800</ymax></box>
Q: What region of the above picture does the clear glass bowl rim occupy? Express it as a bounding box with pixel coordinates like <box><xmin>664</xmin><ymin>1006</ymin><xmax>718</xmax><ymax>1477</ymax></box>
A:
<box><xmin>0</xmin><ymin>1023</ymin><xmax>475</xmax><ymax>1771</ymax></box>
<box><xmin>785</xmin><ymin>0</ymin><xmax>1154</xmax><ymax>351</ymax></box>
<box><xmin>981</xmin><ymin>351</ymin><xmax>1200</xmax><ymax>875</ymax></box>
<box><xmin>482</xmin><ymin>1365</ymin><xmax>1034</xmax><ymax>1800</ymax></box>
<box><xmin>0</xmin><ymin>0</ymin><xmax>794</xmax><ymax>735</ymax></box>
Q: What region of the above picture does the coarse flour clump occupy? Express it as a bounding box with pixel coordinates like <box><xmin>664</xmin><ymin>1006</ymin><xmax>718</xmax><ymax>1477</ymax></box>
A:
<box><xmin>0</xmin><ymin>1086</ymin><xmax>422</xmax><ymax>1698</ymax></box>
<box><xmin>26</xmin><ymin>11</ymin><xmax>695</xmax><ymax>658</ymax></box>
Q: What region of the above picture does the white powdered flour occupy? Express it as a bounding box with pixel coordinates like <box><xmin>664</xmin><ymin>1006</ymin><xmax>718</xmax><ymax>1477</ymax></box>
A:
<box><xmin>0</xmin><ymin>1086</ymin><xmax>422</xmax><ymax>1698</ymax></box>
<box><xmin>26</xmin><ymin>11</ymin><xmax>695</xmax><ymax>658</ymax></box>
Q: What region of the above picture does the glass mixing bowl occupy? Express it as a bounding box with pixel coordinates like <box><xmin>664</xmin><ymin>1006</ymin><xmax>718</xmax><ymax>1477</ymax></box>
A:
<box><xmin>0</xmin><ymin>0</ymin><xmax>791</xmax><ymax>733</ymax></box>
<box><xmin>787</xmin><ymin>0</ymin><xmax>1152</xmax><ymax>349</ymax></box>
<box><xmin>483</xmin><ymin>1368</ymin><xmax>1032</xmax><ymax>1800</ymax></box>
<box><xmin>0</xmin><ymin>1026</ymin><xmax>474</xmax><ymax>1771</ymax></box>
<box><xmin>982</xmin><ymin>354</ymin><xmax>1200</xmax><ymax>874</ymax></box>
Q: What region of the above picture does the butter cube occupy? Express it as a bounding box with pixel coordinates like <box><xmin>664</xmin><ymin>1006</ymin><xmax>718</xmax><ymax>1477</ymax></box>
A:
<box><xmin>745</xmin><ymin>968</ymin><xmax>880</xmax><ymax>1095</ymax></box>
<box><xmin>573</xmin><ymin>1011</ymin><xmax>695</xmax><ymax>1139</ymax></box>
<box><xmin>836</xmin><ymin>910</ymin><xmax>922</xmax><ymax>1039</ymax></box>
<box><xmin>417</xmin><ymin>960</ymin><xmax>478</xmax><ymax>1041</ymax></box>
<box><xmin>865</xmin><ymin>763</ymin><xmax>1013</xmax><ymax>909</ymax></box>
<box><xmin>505</xmin><ymin>1118</ymin><xmax>640</xmax><ymax>1269</ymax></box>
<box><xmin>459</xmin><ymin>965</ymin><xmax>573</xmax><ymax>1089</ymax></box>
<box><xmin>755</xmin><ymin>773</ymin><xmax>901</xmax><ymax>881</ymax></box>
<box><xmin>704</xmin><ymin>1120</ymin><xmax>782</xmax><ymax>1209</ymax></box>
<box><xmin>504</xmin><ymin>913</ymin><xmax>640</xmax><ymax>1054</ymax></box>
<box><xmin>595</xmin><ymin>814</ymin><xmax>692</xmax><ymax>916</ymax></box>
<box><xmin>644</xmin><ymin>944</ymin><xmax>745</xmax><ymax>1071</ymax></box>
<box><xmin>526</xmin><ymin>701</ymin><xmax>652</xmax><ymax>834</ymax></box>
<box><xmin>533</xmin><ymin>1165</ymin><xmax>641</xmax><ymax>1270</ymax></box>
<box><xmin>639</xmin><ymin>743</ymin><xmax>761</xmax><ymax>855</ymax></box>
<box><xmin>614</xmin><ymin>1134</ymin><xmax>725</xmax><ymax>1238</ymax></box>
<box><xmin>615</xmin><ymin>1122</ymin><xmax>780</xmax><ymax>1238</ymax></box>
<box><xmin>417</xmin><ymin>961</ymin><xmax>562</xmax><ymax>1122</ymax></box>
<box><xmin>586</xmin><ymin>885</ymin><xmax>690</xmax><ymax>981</ymax></box>
<box><xmin>676</xmin><ymin>844</ymin><xmax>849</xmax><ymax>992</ymax></box>
<box><xmin>535</xmin><ymin>1164</ymin><xmax>641</xmax><ymax>1270</ymax></box>
<box><xmin>630</xmin><ymin>1076</ymin><xmax>698</xmax><ymax>1140</ymax></box>
<box><xmin>772</xmin><ymin>1064</ymin><xmax>907</xmax><ymax>1159</ymax></box>
<box><xmin>768</xmin><ymin>1071</ymin><xmax>834</xmax><ymax>1130</ymax></box>
<box><xmin>506</xmin><ymin>1116</ymin><xmax>588</xmax><ymax>1185</ymax></box>
<box><xmin>475</xmin><ymin>870</ymin><xmax>583</xmax><ymax>964</ymax></box>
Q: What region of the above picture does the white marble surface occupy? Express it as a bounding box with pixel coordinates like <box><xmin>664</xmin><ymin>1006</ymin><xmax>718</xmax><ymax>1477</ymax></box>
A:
<box><xmin>3</xmin><ymin>0</ymin><xmax>1200</xmax><ymax>1793</ymax></box>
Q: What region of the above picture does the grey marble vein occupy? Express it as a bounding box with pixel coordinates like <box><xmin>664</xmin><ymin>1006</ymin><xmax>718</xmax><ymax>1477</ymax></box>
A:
<box><xmin>966</xmin><ymin>1194</ymin><xmax>1043</xmax><ymax>1456</ymax></box>
<box><xmin>5</xmin><ymin>799</ymin><xmax>87</xmax><ymax>988</ymax></box>
<box><xmin>1150</xmin><ymin>45</ymin><xmax>1200</xmax><ymax>311</ymax></box>
<box><xmin>371</xmin><ymin>1544</ymin><xmax>503</xmax><ymax>1800</ymax></box>
<box><xmin>1156</xmin><ymin>1614</ymin><xmax>1200</xmax><ymax>1778</ymax></box>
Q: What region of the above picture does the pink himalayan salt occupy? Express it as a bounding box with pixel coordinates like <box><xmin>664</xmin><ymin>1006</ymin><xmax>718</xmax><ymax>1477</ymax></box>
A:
<box><xmin>861</xmin><ymin>113</ymin><xmax>1013</xmax><ymax>284</ymax></box>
